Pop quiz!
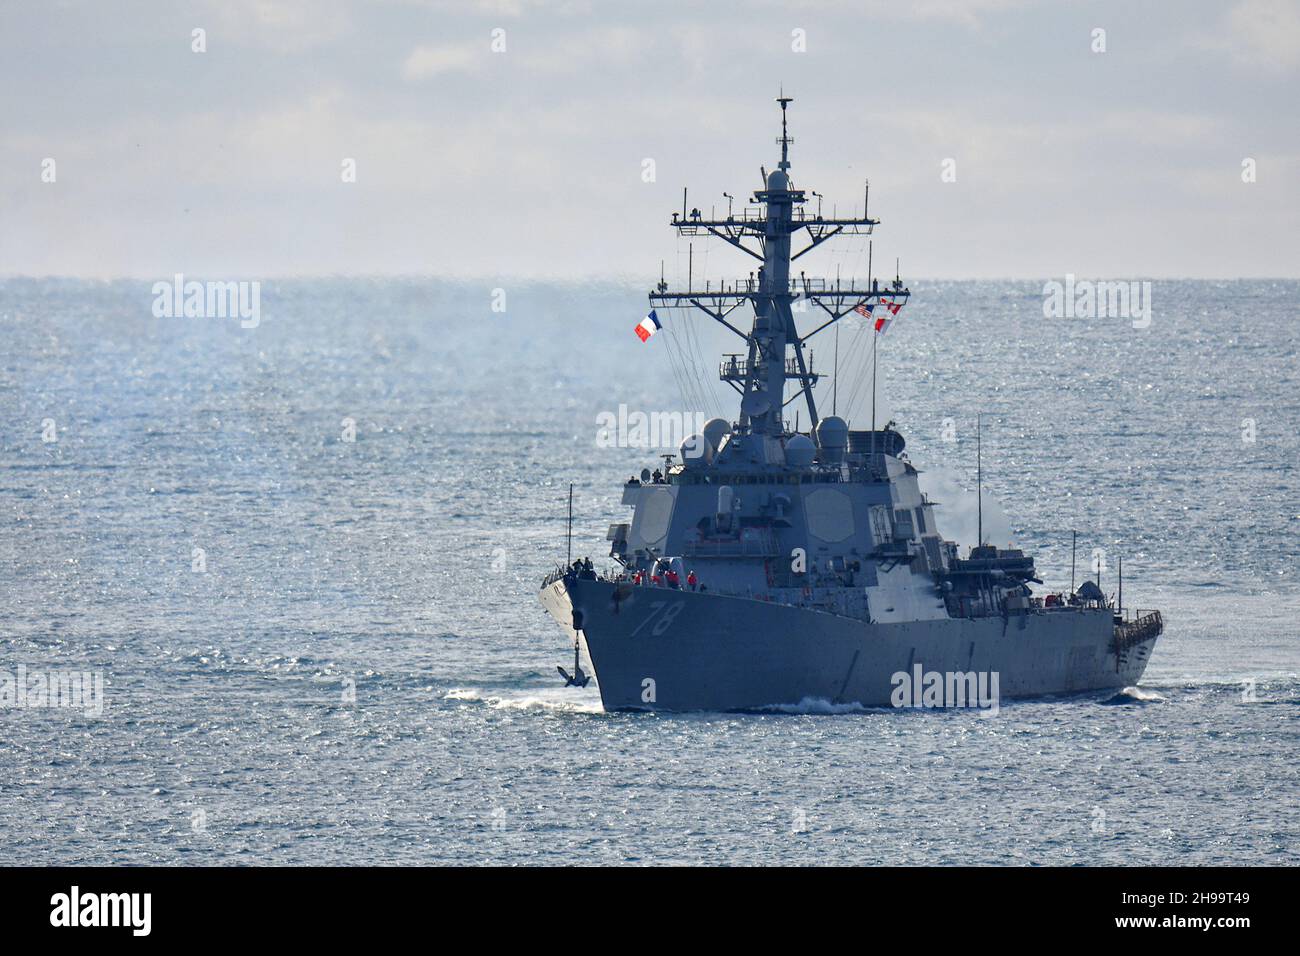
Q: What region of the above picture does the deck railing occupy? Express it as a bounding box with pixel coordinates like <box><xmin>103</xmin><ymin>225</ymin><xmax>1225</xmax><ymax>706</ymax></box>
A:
<box><xmin>1114</xmin><ymin>609</ymin><xmax>1164</xmax><ymax>651</ymax></box>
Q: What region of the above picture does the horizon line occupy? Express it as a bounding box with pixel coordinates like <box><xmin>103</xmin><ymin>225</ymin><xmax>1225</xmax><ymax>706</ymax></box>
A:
<box><xmin>3</xmin><ymin>273</ymin><xmax>1298</xmax><ymax>284</ymax></box>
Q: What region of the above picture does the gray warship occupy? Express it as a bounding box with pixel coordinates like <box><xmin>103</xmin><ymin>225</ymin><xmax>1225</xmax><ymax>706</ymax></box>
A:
<box><xmin>540</xmin><ymin>97</ymin><xmax>1163</xmax><ymax>712</ymax></box>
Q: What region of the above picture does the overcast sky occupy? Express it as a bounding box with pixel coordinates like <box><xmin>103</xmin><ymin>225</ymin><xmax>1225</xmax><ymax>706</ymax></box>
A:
<box><xmin>1</xmin><ymin>0</ymin><xmax>1297</xmax><ymax>280</ymax></box>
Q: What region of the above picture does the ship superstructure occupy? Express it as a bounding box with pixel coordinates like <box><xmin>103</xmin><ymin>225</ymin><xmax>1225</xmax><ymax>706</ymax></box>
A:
<box><xmin>540</xmin><ymin>97</ymin><xmax>1163</xmax><ymax>712</ymax></box>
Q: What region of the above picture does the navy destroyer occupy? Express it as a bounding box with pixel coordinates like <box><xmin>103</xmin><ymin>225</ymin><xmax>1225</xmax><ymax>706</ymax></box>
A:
<box><xmin>540</xmin><ymin>97</ymin><xmax>1163</xmax><ymax>712</ymax></box>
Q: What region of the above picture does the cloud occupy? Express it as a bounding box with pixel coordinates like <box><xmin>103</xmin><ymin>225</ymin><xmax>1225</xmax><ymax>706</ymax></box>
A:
<box><xmin>405</xmin><ymin>0</ymin><xmax>589</xmax><ymax>16</ymax></box>
<box><xmin>202</xmin><ymin>0</ymin><xmax>354</xmax><ymax>53</ymax></box>
<box><xmin>1226</xmin><ymin>0</ymin><xmax>1300</xmax><ymax>71</ymax></box>
<box><xmin>402</xmin><ymin>26</ymin><xmax>651</xmax><ymax>82</ymax></box>
<box><xmin>1189</xmin><ymin>0</ymin><xmax>1300</xmax><ymax>73</ymax></box>
<box><xmin>756</xmin><ymin>0</ymin><xmax>1031</xmax><ymax>29</ymax></box>
<box><xmin>402</xmin><ymin>43</ymin><xmax>484</xmax><ymax>79</ymax></box>
<box><xmin>2</xmin><ymin>0</ymin><xmax>1295</xmax><ymax>278</ymax></box>
<box><xmin>516</xmin><ymin>26</ymin><xmax>645</xmax><ymax>75</ymax></box>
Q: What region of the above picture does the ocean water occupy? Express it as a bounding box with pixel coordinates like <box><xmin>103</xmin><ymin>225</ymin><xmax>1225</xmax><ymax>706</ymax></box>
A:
<box><xmin>0</xmin><ymin>277</ymin><xmax>1296</xmax><ymax>865</ymax></box>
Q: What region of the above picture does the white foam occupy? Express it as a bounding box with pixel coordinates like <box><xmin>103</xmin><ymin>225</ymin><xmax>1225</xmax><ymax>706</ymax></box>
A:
<box><xmin>761</xmin><ymin>696</ymin><xmax>871</xmax><ymax>715</ymax></box>
<box><xmin>444</xmin><ymin>687</ymin><xmax>605</xmax><ymax>714</ymax></box>
<box><xmin>1107</xmin><ymin>685</ymin><xmax>1167</xmax><ymax>703</ymax></box>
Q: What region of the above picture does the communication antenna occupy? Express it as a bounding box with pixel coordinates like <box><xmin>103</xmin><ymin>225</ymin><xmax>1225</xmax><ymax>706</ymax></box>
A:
<box><xmin>1070</xmin><ymin>530</ymin><xmax>1078</xmax><ymax>592</ymax></box>
<box><xmin>871</xmin><ymin>332</ymin><xmax>878</xmax><ymax>432</ymax></box>
<box><xmin>776</xmin><ymin>91</ymin><xmax>792</xmax><ymax>170</ymax></box>
<box><xmin>833</xmin><ymin>325</ymin><xmax>839</xmax><ymax>416</ymax></box>
<box><xmin>1118</xmin><ymin>554</ymin><xmax>1123</xmax><ymax>614</ymax></box>
<box><xmin>646</xmin><ymin>94</ymin><xmax>908</xmax><ymax>440</ymax></box>
<box><xmin>976</xmin><ymin>413</ymin><xmax>983</xmax><ymax>549</ymax></box>
<box><xmin>566</xmin><ymin>483</ymin><xmax>574</xmax><ymax>566</ymax></box>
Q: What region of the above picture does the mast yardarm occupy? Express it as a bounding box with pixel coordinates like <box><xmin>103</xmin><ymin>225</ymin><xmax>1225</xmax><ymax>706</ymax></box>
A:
<box><xmin>650</xmin><ymin>95</ymin><xmax>910</xmax><ymax>437</ymax></box>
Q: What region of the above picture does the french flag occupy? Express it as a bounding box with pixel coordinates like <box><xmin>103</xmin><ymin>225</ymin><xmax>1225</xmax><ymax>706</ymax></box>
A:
<box><xmin>634</xmin><ymin>309</ymin><xmax>662</xmax><ymax>342</ymax></box>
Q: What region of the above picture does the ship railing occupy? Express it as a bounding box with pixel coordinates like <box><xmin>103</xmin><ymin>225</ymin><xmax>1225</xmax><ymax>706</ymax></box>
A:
<box><xmin>666</xmin><ymin>276</ymin><xmax>880</xmax><ymax>296</ymax></box>
<box><xmin>541</xmin><ymin>564</ymin><xmax>572</xmax><ymax>588</ymax></box>
<box><xmin>673</xmin><ymin>208</ymin><xmax>875</xmax><ymax>227</ymax></box>
<box><xmin>1116</xmin><ymin>607</ymin><xmax>1159</xmax><ymax>624</ymax></box>
<box><xmin>1113</xmin><ymin>609</ymin><xmax>1164</xmax><ymax>651</ymax></box>
<box><xmin>541</xmin><ymin>563</ymin><xmax>612</xmax><ymax>588</ymax></box>
<box><xmin>719</xmin><ymin>356</ymin><xmax>818</xmax><ymax>379</ymax></box>
<box><xmin>673</xmin><ymin>207</ymin><xmax>769</xmax><ymax>225</ymax></box>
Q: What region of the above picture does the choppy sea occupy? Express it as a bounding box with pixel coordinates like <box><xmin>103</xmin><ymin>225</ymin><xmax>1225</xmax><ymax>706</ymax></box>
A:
<box><xmin>1</xmin><ymin>277</ymin><xmax>1296</xmax><ymax>864</ymax></box>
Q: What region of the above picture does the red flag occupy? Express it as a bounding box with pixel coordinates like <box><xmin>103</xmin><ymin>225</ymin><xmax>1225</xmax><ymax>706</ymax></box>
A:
<box><xmin>874</xmin><ymin>298</ymin><xmax>903</xmax><ymax>334</ymax></box>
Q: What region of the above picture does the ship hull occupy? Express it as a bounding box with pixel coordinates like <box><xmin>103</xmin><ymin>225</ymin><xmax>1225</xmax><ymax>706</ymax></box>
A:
<box><xmin>540</xmin><ymin>578</ymin><xmax>1158</xmax><ymax>712</ymax></box>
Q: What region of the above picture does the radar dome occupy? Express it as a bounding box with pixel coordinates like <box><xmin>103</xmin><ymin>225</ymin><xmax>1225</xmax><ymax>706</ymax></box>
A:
<box><xmin>680</xmin><ymin>434</ymin><xmax>711</xmax><ymax>468</ymax></box>
<box><xmin>784</xmin><ymin>433</ymin><xmax>816</xmax><ymax>468</ymax></box>
<box><xmin>766</xmin><ymin>169</ymin><xmax>789</xmax><ymax>191</ymax></box>
<box><xmin>815</xmin><ymin>415</ymin><xmax>849</xmax><ymax>464</ymax></box>
<box><xmin>702</xmin><ymin>417</ymin><xmax>730</xmax><ymax>454</ymax></box>
<box><xmin>814</xmin><ymin>416</ymin><xmax>848</xmax><ymax>448</ymax></box>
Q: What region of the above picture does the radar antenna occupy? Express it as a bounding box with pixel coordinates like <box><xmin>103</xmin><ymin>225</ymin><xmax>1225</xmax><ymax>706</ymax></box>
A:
<box><xmin>650</xmin><ymin>94</ymin><xmax>911</xmax><ymax>436</ymax></box>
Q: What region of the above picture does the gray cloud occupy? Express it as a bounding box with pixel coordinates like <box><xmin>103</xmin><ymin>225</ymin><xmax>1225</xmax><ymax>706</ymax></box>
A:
<box><xmin>1</xmin><ymin>0</ymin><xmax>1296</xmax><ymax>278</ymax></box>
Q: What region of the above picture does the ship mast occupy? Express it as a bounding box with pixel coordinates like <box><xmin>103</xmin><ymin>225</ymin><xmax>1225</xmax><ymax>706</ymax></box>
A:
<box><xmin>649</xmin><ymin>95</ymin><xmax>910</xmax><ymax>436</ymax></box>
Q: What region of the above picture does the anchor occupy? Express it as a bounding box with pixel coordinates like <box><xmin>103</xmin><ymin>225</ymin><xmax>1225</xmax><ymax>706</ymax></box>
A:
<box><xmin>558</xmin><ymin>608</ymin><xmax>590</xmax><ymax>687</ymax></box>
<box><xmin>557</xmin><ymin>637</ymin><xmax>589</xmax><ymax>688</ymax></box>
<box><xmin>556</xmin><ymin>485</ymin><xmax>590</xmax><ymax>688</ymax></box>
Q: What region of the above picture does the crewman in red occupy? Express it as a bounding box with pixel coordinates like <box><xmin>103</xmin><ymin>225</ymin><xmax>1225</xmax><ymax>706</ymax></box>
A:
<box><xmin>632</xmin><ymin>570</ymin><xmax>643</xmax><ymax>585</ymax></box>
<box><xmin>650</xmin><ymin>569</ymin><xmax>663</xmax><ymax>586</ymax></box>
<box><xmin>686</xmin><ymin>570</ymin><xmax>699</xmax><ymax>591</ymax></box>
<box><xmin>666</xmin><ymin>568</ymin><xmax>680</xmax><ymax>589</ymax></box>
